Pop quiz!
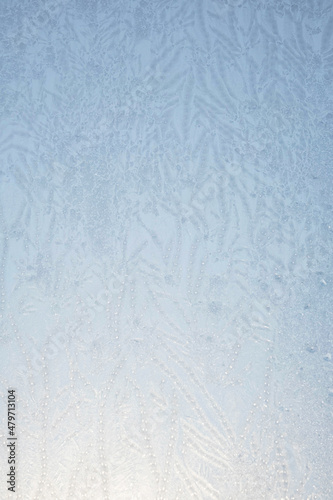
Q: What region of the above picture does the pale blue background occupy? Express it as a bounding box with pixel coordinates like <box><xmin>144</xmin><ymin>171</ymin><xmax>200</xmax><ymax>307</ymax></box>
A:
<box><xmin>0</xmin><ymin>0</ymin><xmax>332</xmax><ymax>498</ymax></box>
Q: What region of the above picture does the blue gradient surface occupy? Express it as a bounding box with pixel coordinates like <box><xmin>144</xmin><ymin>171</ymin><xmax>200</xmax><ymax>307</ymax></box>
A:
<box><xmin>0</xmin><ymin>1</ymin><xmax>332</xmax><ymax>498</ymax></box>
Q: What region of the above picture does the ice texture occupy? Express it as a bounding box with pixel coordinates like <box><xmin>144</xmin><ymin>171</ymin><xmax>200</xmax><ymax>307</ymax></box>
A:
<box><xmin>0</xmin><ymin>0</ymin><xmax>332</xmax><ymax>498</ymax></box>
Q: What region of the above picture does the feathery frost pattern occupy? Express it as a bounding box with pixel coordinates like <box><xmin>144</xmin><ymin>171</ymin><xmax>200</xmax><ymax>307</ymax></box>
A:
<box><xmin>0</xmin><ymin>0</ymin><xmax>332</xmax><ymax>499</ymax></box>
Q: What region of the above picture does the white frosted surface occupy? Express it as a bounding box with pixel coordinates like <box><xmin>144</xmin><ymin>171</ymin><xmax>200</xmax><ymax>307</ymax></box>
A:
<box><xmin>0</xmin><ymin>1</ymin><xmax>332</xmax><ymax>498</ymax></box>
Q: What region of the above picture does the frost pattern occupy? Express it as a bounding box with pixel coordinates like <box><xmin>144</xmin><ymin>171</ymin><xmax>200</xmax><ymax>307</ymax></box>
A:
<box><xmin>0</xmin><ymin>0</ymin><xmax>332</xmax><ymax>499</ymax></box>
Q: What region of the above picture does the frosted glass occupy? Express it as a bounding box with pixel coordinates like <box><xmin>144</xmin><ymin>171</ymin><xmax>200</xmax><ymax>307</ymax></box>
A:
<box><xmin>0</xmin><ymin>1</ymin><xmax>332</xmax><ymax>498</ymax></box>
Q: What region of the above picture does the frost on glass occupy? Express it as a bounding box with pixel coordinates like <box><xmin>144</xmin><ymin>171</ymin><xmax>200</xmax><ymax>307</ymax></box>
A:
<box><xmin>0</xmin><ymin>0</ymin><xmax>332</xmax><ymax>498</ymax></box>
